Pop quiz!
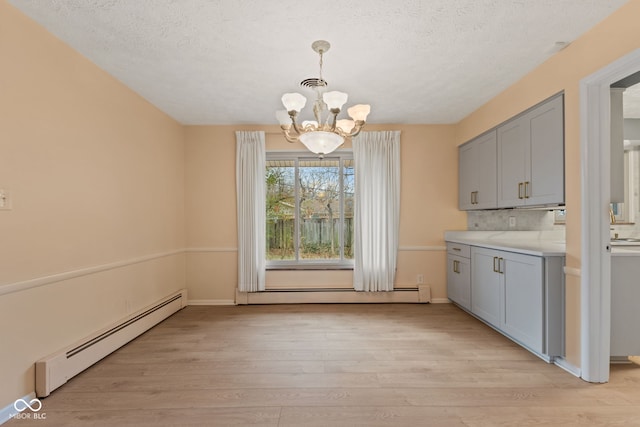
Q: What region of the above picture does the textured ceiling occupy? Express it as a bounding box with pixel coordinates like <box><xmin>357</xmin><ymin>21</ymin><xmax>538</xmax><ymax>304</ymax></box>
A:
<box><xmin>7</xmin><ymin>0</ymin><xmax>631</xmax><ymax>125</ymax></box>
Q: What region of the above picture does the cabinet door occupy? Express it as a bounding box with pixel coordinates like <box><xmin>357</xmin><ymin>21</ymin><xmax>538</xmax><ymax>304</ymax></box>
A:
<box><xmin>458</xmin><ymin>143</ymin><xmax>476</xmax><ymax>210</ymax></box>
<box><xmin>527</xmin><ymin>95</ymin><xmax>564</xmax><ymax>206</ymax></box>
<box><xmin>502</xmin><ymin>252</ymin><xmax>544</xmax><ymax>353</ymax></box>
<box><xmin>474</xmin><ymin>131</ymin><xmax>497</xmax><ymax>209</ymax></box>
<box><xmin>459</xmin><ymin>131</ymin><xmax>497</xmax><ymax>210</ymax></box>
<box><xmin>611</xmin><ymin>256</ymin><xmax>640</xmax><ymax>357</ymax></box>
<box><xmin>447</xmin><ymin>254</ymin><xmax>471</xmax><ymax>311</ymax></box>
<box><xmin>471</xmin><ymin>247</ymin><xmax>502</xmax><ymax>327</ymax></box>
<box><xmin>497</xmin><ymin>118</ymin><xmax>527</xmax><ymax>207</ymax></box>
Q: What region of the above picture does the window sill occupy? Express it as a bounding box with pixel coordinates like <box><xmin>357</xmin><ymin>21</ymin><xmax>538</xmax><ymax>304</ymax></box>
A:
<box><xmin>266</xmin><ymin>262</ymin><xmax>354</xmax><ymax>271</ymax></box>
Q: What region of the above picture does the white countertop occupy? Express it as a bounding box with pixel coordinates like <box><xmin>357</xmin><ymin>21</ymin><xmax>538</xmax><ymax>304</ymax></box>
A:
<box><xmin>611</xmin><ymin>245</ymin><xmax>640</xmax><ymax>256</ymax></box>
<box><xmin>444</xmin><ymin>230</ymin><xmax>566</xmax><ymax>257</ymax></box>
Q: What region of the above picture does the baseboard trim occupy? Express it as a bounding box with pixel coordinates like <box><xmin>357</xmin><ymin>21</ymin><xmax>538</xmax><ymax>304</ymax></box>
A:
<box><xmin>0</xmin><ymin>392</ymin><xmax>37</xmax><ymax>425</ymax></box>
<box><xmin>554</xmin><ymin>357</ymin><xmax>581</xmax><ymax>378</ymax></box>
<box><xmin>188</xmin><ymin>299</ymin><xmax>236</xmax><ymax>306</ymax></box>
<box><xmin>431</xmin><ymin>298</ymin><xmax>451</xmax><ymax>304</ymax></box>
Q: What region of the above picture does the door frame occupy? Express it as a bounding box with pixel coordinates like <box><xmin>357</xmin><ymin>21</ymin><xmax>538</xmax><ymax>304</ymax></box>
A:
<box><xmin>580</xmin><ymin>48</ymin><xmax>640</xmax><ymax>383</ymax></box>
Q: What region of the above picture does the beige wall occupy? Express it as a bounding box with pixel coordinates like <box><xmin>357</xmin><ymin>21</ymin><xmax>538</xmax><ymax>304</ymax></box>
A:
<box><xmin>456</xmin><ymin>0</ymin><xmax>640</xmax><ymax>367</ymax></box>
<box><xmin>185</xmin><ymin>124</ymin><xmax>465</xmax><ymax>301</ymax></box>
<box><xmin>0</xmin><ymin>1</ymin><xmax>186</xmax><ymax>408</ymax></box>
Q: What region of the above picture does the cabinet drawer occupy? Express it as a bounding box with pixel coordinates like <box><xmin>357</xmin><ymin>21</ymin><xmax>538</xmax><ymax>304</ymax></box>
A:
<box><xmin>447</xmin><ymin>242</ymin><xmax>470</xmax><ymax>258</ymax></box>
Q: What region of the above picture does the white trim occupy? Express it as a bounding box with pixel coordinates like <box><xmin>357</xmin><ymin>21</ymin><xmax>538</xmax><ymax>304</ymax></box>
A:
<box><xmin>185</xmin><ymin>247</ymin><xmax>238</xmax><ymax>253</ymax></box>
<box><xmin>563</xmin><ymin>266</ymin><xmax>581</xmax><ymax>277</ymax></box>
<box><xmin>0</xmin><ymin>245</ymin><xmax>443</xmax><ymax>298</ymax></box>
<box><xmin>0</xmin><ymin>392</ymin><xmax>36</xmax><ymax>425</ymax></box>
<box><xmin>580</xmin><ymin>48</ymin><xmax>640</xmax><ymax>383</ymax></box>
<box><xmin>0</xmin><ymin>249</ymin><xmax>184</xmax><ymax>297</ymax></box>
<box><xmin>187</xmin><ymin>299</ymin><xmax>236</xmax><ymax>306</ymax></box>
<box><xmin>398</xmin><ymin>246</ymin><xmax>447</xmax><ymax>251</ymax></box>
<box><xmin>554</xmin><ymin>357</ymin><xmax>582</xmax><ymax>378</ymax></box>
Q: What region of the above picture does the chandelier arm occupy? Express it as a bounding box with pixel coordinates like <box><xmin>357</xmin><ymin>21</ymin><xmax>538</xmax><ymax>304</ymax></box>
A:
<box><xmin>287</xmin><ymin>111</ymin><xmax>303</xmax><ymax>135</ymax></box>
<box><xmin>280</xmin><ymin>126</ymin><xmax>300</xmax><ymax>143</ymax></box>
<box><xmin>347</xmin><ymin>120</ymin><xmax>366</xmax><ymax>138</ymax></box>
<box><xmin>328</xmin><ymin>108</ymin><xmax>340</xmax><ymax>131</ymax></box>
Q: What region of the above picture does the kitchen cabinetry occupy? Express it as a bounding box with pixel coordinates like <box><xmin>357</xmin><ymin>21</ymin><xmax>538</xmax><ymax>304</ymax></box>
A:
<box><xmin>446</xmin><ymin>243</ymin><xmax>471</xmax><ymax>311</ymax></box>
<box><xmin>611</xmin><ymin>252</ymin><xmax>640</xmax><ymax>357</ymax></box>
<box><xmin>470</xmin><ymin>247</ymin><xmax>502</xmax><ymax>327</ymax></box>
<box><xmin>497</xmin><ymin>94</ymin><xmax>564</xmax><ymax>207</ymax></box>
<box><xmin>469</xmin><ymin>246</ymin><xmax>564</xmax><ymax>360</ymax></box>
<box><xmin>459</xmin><ymin>131</ymin><xmax>497</xmax><ymax>210</ymax></box>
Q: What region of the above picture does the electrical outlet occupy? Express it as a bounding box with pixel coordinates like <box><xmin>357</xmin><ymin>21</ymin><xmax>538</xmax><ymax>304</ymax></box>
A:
<box><xmin>0</xmin><ymin>189</ymin><xmax>11</xmax><ymax>210</ymax></box>
<box><xmin>416</xmin><ymin>274</ymin><xmax>424</xmax><ymax>285</ymax></box>
<box><xmin>509</xmin><ymin>216</ymin><xmax>516</xmax><ymax>228</ymax></box>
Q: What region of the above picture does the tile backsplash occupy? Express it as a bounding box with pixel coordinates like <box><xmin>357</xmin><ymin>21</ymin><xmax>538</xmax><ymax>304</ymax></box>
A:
<box><xmin>467</xmin><ymin>209</ymin><xmax>563</xmax><ymax>231</ymax></box>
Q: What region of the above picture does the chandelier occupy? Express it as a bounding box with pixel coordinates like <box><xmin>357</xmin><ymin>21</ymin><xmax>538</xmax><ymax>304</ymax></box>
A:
<box><xmin>276</xmin><ymin>40</ymin><xmax>371</xmax><ymax>158</ymax></box>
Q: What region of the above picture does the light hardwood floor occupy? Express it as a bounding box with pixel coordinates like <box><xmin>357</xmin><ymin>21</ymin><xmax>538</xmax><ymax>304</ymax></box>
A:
<box><xmin>8</xmin><ymin>303</ymin><xmax>640</xmax><ymax>426</ymax></box>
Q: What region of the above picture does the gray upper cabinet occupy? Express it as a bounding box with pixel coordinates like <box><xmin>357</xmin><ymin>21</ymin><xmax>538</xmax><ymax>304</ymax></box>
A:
<box><xmin>497</xmin><ymin>94</ymin><xmax>565</xmax><ymax>208</ymax></box>
<box><xmin>458</xmin><ymin>130</ymin><xmax>497</xmax><ymax>210</ymax></box>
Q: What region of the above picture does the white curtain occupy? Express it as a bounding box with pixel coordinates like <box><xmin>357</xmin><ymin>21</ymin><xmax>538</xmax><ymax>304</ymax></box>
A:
<box><xmin>235</xmin><ymin>131</ymin><xmax>266</xmax><ymax>292</ymax></box>
<box><xmin>353</xmin><ymin>131</ymin><xmax>401</xmax><ymax>292</ymax></box>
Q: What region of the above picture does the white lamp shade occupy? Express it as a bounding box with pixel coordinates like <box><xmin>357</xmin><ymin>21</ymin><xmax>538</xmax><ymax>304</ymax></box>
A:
<box><xmin>299</xmin><ymin>131</ymin><xmax>345</xmax><ymax>155</ymax></box>
<box><xmin>281</xmin><ymin>92</ymin><xmax>307</xmax><ymax>112</ymax></box>
<box><xmin>347</xmin><ymin>104</ymin><xmax>371</xmax><ymax>122</ymax></box>
<box><xmin>336</xmin><ymin>119</ymin><xmax>355</xmax><ymax>133</ymax></box>
<box><xmin>322</xmin><ymin>91</ymin><xmax>348</xmax><ymax>110</ymax></box>
<box><xmin>276</xmin><ymin>110</ymin><xmax>291</xmax><ymax>126</ymax></box>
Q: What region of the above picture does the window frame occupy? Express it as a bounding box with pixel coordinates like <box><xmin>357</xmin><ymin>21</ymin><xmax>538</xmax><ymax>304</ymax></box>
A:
<box><xmin>265</xmin><ymin>150</ymin><xmax>355</xmax><ymax>270</ymax></box>
<box><xmin>611</xmin><ymin>148</ymin><xmax>637</xmax><ymax>224</ymax></box>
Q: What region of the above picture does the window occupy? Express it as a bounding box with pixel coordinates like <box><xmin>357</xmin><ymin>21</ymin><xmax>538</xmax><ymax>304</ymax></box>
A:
<box><xmin>266</xmin><ymin>152</ymin><xmax>354</xmax><ymax>269</ymax></box>
<box><xmin>611</xmin><ymin>148</ymin><xmax>638</xmax><ymax>224</ymax></box>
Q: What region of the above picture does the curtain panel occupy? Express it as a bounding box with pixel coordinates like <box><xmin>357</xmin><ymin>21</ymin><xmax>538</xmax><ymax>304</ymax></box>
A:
<box><xmin>352</xmin><ymin>130</ymin><xmax>401</xmax><ymax>292</ymax></box>
<box><xmin>235</xmin><ymin>131</ymin><xmax>266</xmax><ymax>292</ymax></box>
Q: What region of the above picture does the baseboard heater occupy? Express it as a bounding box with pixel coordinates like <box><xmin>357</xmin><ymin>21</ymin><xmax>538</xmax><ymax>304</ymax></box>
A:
<box><xmin>35</xmin><ymin>288</ymin><xmax>187</xmax><ymax>397</ymax></box>
<box><xmin>236</xmin><ymin>285</ymin><xmax>431</xmax><ymax>305</ymax></box>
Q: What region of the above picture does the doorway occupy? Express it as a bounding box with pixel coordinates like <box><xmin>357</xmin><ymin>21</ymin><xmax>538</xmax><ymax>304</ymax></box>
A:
<box><xmin>581</xmin><ymin>48</ymin><xmax>640</xmax><ymax>383</ymax></box>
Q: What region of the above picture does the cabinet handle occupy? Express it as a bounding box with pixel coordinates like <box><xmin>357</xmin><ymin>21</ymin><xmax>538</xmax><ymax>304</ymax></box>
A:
<box><xmin>498</xmin><ymin>257</ymin><xmax>504</xmax><ymax>274</ymax></box>
<box><xmin>453</xmin><ymin>260</ymin><xmax>459</xmax><ymax>274</ymax></box>
<box><xmin>452</xmin><ymin>247</ymin><xmax>461</xmax><ymax>252</ymax></box>
<box><xmin>470</xmin><ymin>191</ymin><xmax>478</xmax><ymax>205</ymax></box>
<box><xmin>524</xmin><ymin>181</ymin><xmax>530</xmax><ymax>199</ymax></box>
<box><xmin>518</xmin><ymin>182</ymin><xmax>524</xmax><ymax>199</ymax></box>
<box><xmin>493</xmin><ymin>256</ymin><xmax>499</xmax><ymax>273</ymax></box>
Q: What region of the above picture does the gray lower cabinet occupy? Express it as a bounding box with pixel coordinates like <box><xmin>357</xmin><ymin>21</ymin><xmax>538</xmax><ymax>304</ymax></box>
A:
<box><xmin>611</xmin><ymin>255</ymin><xmax>640</xmax><ymax>357</ymax></box>
<box><xmin>446</xmin><ymin>243</ymin><xmax>471</xmax><ymax>311</ymax></box>
<box><xmin>469</xmin><ymin>246</ymin><xmax>564</xmax><ymax>361</ymax></box>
